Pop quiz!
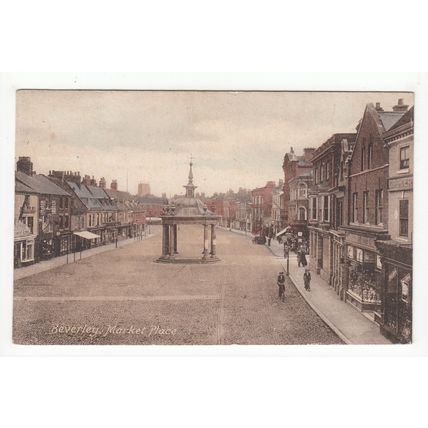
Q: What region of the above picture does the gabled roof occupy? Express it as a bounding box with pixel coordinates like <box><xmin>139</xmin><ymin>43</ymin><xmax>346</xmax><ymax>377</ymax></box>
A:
<box><xmin>16</xmin><ymin>171</ymin><xmax>70</xmax><ymax>196</ymax></box>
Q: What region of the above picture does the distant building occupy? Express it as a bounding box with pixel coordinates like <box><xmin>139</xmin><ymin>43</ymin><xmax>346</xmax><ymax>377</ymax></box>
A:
<box><xmin>251</xmin><ymin>181</ymin><xmax>276</xmax><ymax>234</ymax></box>
<box><xmin>138</xmin><ymin>182</ymin><xmax>151</xmax><ymax>196</ymax></box>
<box><xmin>282</xmin><ymin>147</ymin><xmax>315</xmax><ymax>225</ymax></box>
<box><xmin>135</xmin><ymin>194</ymin><xmax>168</xmax><ymax>218</ymax></box>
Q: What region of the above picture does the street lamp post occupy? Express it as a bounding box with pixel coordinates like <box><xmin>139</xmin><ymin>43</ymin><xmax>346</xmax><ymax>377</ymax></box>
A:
<box><xmin>284</xmin><ymin>244</ymin><xmax>290</xmax><ymax>276</ymax></box>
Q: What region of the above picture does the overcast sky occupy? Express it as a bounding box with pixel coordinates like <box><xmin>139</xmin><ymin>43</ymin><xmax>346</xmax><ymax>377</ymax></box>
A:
<box><xmin>15</xmin><ymin>90</ymin><xmax>413</xmax><ymax>197</ymax></box>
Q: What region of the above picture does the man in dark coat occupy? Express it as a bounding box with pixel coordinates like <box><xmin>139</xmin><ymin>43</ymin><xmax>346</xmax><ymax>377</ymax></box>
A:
<box><xmin>277</xmin><ymin>271</ymin><xmax>286</xmax><ymax>302</ymax></box>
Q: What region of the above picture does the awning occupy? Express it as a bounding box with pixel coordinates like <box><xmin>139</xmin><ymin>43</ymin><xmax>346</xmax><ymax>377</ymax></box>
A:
<box><xmin>73</xmin><ymin>231</ymin><xmax>101</xmax><ymax>240</ymax></box>
<box><xmin>275</xmin><ymin>226</ymin><xmax>291</xmax><ymax>237</ymax></box>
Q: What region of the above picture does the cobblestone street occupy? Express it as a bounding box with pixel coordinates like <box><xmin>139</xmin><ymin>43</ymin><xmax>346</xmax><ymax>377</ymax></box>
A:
<box><xmin>13</xmin><ymin>226</ymin><xmax>342</xmax><ymax>345</ymax></box>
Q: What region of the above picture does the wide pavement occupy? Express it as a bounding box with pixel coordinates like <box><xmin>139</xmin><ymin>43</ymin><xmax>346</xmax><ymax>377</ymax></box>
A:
<box><xmin>13</xmin><ymin>225</ymin><xmax>342</xmax><ymax>345</ymax></box>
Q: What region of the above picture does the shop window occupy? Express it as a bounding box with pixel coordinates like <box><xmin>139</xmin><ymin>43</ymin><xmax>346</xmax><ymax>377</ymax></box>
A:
<box><xmin>363</xmin><ymin>191</ymin><xmax>369</xmax><ymax>223</ymax></box>
<box><xmin>399</xmin><ymin>200</ymin><xmax>409</xmax><ymax>237</ymax></box>
<box><xmin>348</xmin><ymin>262</ymin><xmax>379</xmax><ymax>302</ymax></box>
<box><xmin>352</xmin><ymin>193</ymin><xmax>358</xmax><ymax>222</ymax></box>
<box><xmin>21</xmin><ymin>241</ymin><xmax>33</xmax><ymax>261</ymax></box>
<box><xmin>400</xmin><ymin>146</ymin><xmax>409</xmax><ymax>170</ymax></box>
<box><xmin>375</xmin><ymin>190</ymin><xmax>383</xmax><ymax>225</ymax></box>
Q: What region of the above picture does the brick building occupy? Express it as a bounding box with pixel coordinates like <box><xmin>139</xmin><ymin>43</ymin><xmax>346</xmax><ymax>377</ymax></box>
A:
<box><xmin>16</xmin><ymin>164</ymin><xmax>72</xmax><ymax>261</ymax></box>
<box><xmin>341</xmin><ymin>101</ymin><xmax>408</xmax><ymax>317</ymax></box>
<box><xmin>376</xmin><ymin>104</ymin><xmax>413</xmax><ymax>343</ymax></box>
<box><xmin>307</xmin><ymin>133</ymin><xmax>356</xmax><ymax>292</ymax></box>
<box><xmin>288</xmin><ymin>171</ymin><xmax>313</xmax><ymax>238</ymax></box>
<box><xmin>206</xmin><ymin>197</ymin><xmax>225</xmax><ymax>225</ymax></box>
<box><xmin>251</xmin><ymin>181</ymin><xmax>276</xmax><ymax>234</ymax></box>
<box><xmin>282</xmin><ymin>147</ymin><xmax>315</xmax><ymax>225</ymax></box>
<box><xmin>14</xmin><ymin>178</ymin><xmax>38</xmax><ymax>268</ymax></box>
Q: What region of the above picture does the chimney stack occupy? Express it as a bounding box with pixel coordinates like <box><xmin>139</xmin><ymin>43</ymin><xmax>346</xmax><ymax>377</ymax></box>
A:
<box><xmin>393</xmin><ymin>98</ymin><xmax>409</xmax><ymax>112</ymax></box>
<box><xmin>375</xmin><ymin>102</ymin><xmax>384</xmax><ymax>112</ymax></box>
<box><xmin>16</xmin><ymin>156</ymin><xmax>33</xmax><ymax>176</ymax></box>
<box><xmin>304</xmin><ymin>147</ymin><xmax>316</xmax><ymax>162</ymax></box>
<box><xmin>111</xmin><ymin>179</ymin><xmax>118</xmax><ymax>191</ymax></box>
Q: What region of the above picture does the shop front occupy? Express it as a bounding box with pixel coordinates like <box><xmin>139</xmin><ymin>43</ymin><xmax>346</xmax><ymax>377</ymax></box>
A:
<box><xmin>344</xmin><ymin>230</ymin><xmax>387</xmax><ymax>318</ymax></box>
<box><xmin>14</xmin><ymin>221</ymin><xmax>36</xmax><ymax>268</ymax></box>
<box><xmin>376</xmin><ymin>241</ymin><xmax>412</xmax><ymax>343</ymax></box>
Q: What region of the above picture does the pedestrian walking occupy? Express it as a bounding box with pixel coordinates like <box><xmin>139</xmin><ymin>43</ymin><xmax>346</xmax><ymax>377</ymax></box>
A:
<box><xmin>303</xmin><ymin>268</ymin><xmax>311</xmax><ymax>291</ymax></box>
<box><xmin>267</xmin><ymin>235</ymin><xmax>272</xmax><ymax>246</ymax></box>
<box><xmin>301</xmin><ymin>252</ymin><xmax>307</xmax><ymax>267</ymax></box>
<box><xmin>277</xmin><ymin>271</ymin><xmax>286</xmax><ymax>302</ymax></box>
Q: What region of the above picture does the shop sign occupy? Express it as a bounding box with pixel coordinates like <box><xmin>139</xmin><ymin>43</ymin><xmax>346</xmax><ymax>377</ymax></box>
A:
<box><xmin>389</xmin><ymin>177</ymin><xmax>413</xmax><ymax>191</ymax></box>
<box><xmin>346</xmin><ymin>232</ymin><xmax>375</xmax><ymax>249</ymax></box>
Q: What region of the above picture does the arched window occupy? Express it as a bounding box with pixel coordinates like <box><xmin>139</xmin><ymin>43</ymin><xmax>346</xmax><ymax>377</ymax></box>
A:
<box><xmin>298</xmin><ymin>182</ymin><xmax>307</xmax><ymax>198</ymax></box>
<box><xmin>298</xmin><ymin>207</ymin><xmax>307</xmax><ymax>221</ymax></box>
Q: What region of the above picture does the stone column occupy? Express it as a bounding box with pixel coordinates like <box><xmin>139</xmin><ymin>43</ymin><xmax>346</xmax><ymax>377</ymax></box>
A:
<box><xmin>210</xmin><ymin>224</ymin><xmax>216</xmax><ymax>257</ymax></box>
<box><xmin>202</xmin><ymin>224</ymin><xmax>208</xmax><ymax>259</ymax></box>
<box><xmin>169</xmin><ymin>224</ymin><xmax>174</xmax><ymax>257</ymax></box>
<box><xmin>162</xmin><ymin>224</ymin><xmax>168</xmax><ymax>256</ymax></box>
<box><xmin>173</xmin><ymin>224</ymin><xmax>178</xmax><ymax>254</ymax></box>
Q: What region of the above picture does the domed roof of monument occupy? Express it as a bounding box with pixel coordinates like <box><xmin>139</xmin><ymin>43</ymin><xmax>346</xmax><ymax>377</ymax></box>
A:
<box><xmin>165</xmin><ymin>160</ymin><xmax>217</xmax><ymax>219</ymax></box>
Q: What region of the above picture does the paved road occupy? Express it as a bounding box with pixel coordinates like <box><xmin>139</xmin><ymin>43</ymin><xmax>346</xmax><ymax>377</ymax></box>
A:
<box><xmin>13</xmin><ymin>225</ymin><xmax>342</xmax><ymax>345</ymax></box>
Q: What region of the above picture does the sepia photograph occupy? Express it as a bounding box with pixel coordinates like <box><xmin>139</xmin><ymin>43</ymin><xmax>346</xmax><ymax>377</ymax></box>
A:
<box><xmin>13</xmin><ymin>90</ymin><xmax>414</xmax><ymax>345</ymax></box>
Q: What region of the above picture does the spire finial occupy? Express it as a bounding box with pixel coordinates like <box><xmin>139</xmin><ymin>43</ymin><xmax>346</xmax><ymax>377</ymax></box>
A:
<box><xmin>188</xmin><ymin>154</ymin><xmax>194</xmax><ymax>184</ymax></box>
<box><xmin>184</xmin><ymin>155</ymin><xmax>197</xmax><ymax>197</ymax></box>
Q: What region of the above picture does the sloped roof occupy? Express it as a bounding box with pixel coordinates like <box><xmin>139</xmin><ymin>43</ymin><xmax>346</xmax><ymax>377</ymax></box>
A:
<box><xmin>67</xmin><ymin>181</ymin><xmax>117</xmax><ymax>211</ymax></box>
<box><xmin>378</xmin><ymin>111</ymin><xmax>407</xmax><ymax>131</ymax></box>
<box><xmin>16</xmin><ymin>171</ymin><xmax>70</xmax><ymax>196</ymax></box>
<box><xmin>15</xmin><ymin>179</ymin><xmax>35</xmax><ymax>193</ymax></box>
<box><xmin>388</xmin><ymin>106</ymin><xmax>414</xmax><ymax>131</ymax></box>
